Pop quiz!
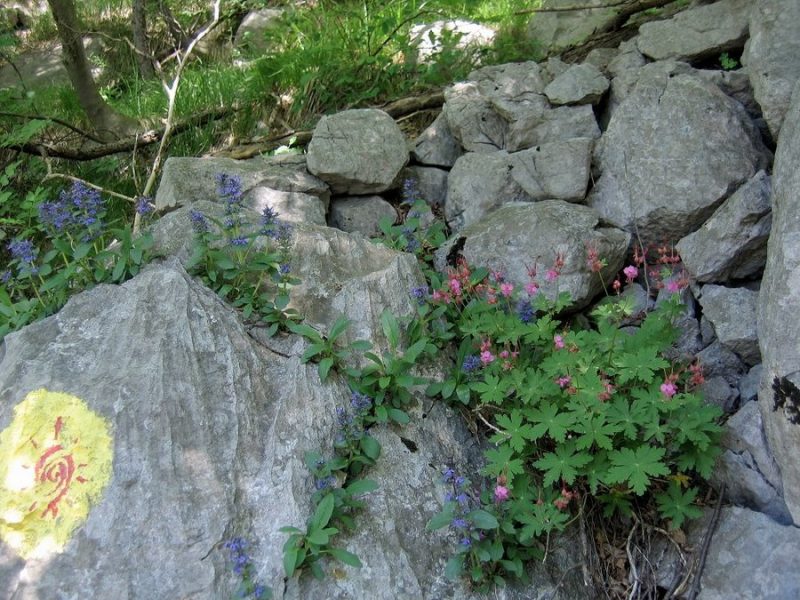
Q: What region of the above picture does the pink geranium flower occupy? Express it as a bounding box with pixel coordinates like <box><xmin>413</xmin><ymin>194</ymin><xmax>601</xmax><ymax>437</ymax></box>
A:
<box><xmin>660</xmin><ymin>381</ymin><xmax>677</xmax><ymax>398</ymax></box>
<box><xmin>494</xmin><ymin>485</ymin><xmax>510</xmax><ymax>502</ymax></box>
<box><xmin>623</xmin><ymin>265</ymin><xmax>638</xmax><ymax>282</ymax></box>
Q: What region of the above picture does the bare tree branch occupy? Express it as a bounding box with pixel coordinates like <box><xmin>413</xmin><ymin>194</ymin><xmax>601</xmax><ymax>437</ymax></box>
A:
<box><xmin>10</xmin><ymin>106</ymin><xmax>236</xmax><ymax>160</ymax></box>
<box><xmin>134</xmin><ymin>0</ymin><xmax>222</xmax><ymax>233</ymax></box>
<box><xmin>0</xmin><ymin>111</ymin><xmax>106</xmax><ymax>143</ymax></box>
<box><xmin>42</xmin><ymin>156</ymin><xmax>136</xmax><ymax>204</ymax></box>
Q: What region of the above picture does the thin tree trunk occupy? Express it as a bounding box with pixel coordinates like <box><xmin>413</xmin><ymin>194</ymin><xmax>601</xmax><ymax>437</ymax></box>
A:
<box><xmin>46</xmin><ymin>0</ymin><xmax>137</xmax><ymax>140</ymax></box>
<box><xmin>132</xmin><ymin>0</ymin><xmax>155</xmax><ymax>79</ymax></box>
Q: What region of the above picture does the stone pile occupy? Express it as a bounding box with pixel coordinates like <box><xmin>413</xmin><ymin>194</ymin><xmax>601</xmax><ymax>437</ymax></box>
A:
<box><xmin>3</xmin><ymin>0</ymin><xmax>800</xmax><ymax>598</ymax></box>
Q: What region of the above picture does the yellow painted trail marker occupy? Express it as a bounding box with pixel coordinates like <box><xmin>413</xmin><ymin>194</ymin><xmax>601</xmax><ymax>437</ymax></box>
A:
<box><xmin>0</xmin><ymin>389</ymin><xmax>113</xmax><ymax>559</ymax></box>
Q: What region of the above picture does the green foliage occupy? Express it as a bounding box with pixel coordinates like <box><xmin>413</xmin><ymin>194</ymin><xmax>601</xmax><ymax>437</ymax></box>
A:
<box><xmin>186</xmin><ymin>174</ymin><xmax>299</xmax><ymax>336</ymax></box>
<box><xmin>280</xmin><ymin>394</ymin><xmax>380</xmax><ymax>578</ymax></box>
<box><xmin>353</xmin><ymin>309</ymin><xmax>433</xmax><ymax>424</ymax></box>
<box><xmin>421</xmin><ymin>256</ymin><xmax>722</xmax><ymax>586</ymax></box>
<box><xmin>0</xmin><ymin>180</ymin><xmax>153</xmax><ymax>341</ymax></box>
<box><xmin>373</xmin><ymin>191</ymin><xmax>447</xmax><ymax>274</ymax></box>
<box><xmin>290</xmin><ymin>316</ymin><xmax>372</xmax><ymax>381</ymax></box>
<box><xmin>719</xmin><ymin>52</ymin><xmax>739</xmax><ymax>70</ymax></box>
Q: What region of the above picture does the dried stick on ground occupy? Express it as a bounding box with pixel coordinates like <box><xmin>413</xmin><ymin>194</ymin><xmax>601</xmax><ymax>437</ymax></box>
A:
<box><xmin>686</xmin><ymin>485</ymin><xmax>726</xmax><ymax>600</ymax></box>
<box><xmin>12</xmin><ymin>106</ymin><xmax>235</xmax><ymax>161</ymax></box>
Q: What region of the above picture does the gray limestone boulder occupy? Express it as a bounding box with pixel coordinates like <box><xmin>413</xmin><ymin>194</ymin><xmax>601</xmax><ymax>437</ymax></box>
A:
<box><xmin>0</xmin><ymin>38</ymin><xmax>103</xmax><ymax>90</ymax></box>
<box><xmin>0</xmin><ymin>259</ymin><xmax>535</xmax><ymax>599</ymax></box>
<box><xmin>699</xmin><ymin>285</ymin><xmax>760</xmax><ymax>366</ymax></box>
<box><xmin>739</xmin><ymin>364</ymin><xmax>762</xmax><ymax>404</ymax></box>
<box><xmin>757</xmin><ymin>80</ymin><xmax>800</xmax><ymax>524</ymax></box>
<box><xmin>696</xmin><ymin>341</ymin><xmax>747</xmax><ymax>387</ymax></box>
<box><xmin>411</xmin><ymin>113</ymin><xmax>463</xmax><ymax>168</ymax></box>
<box><xmin>234</xmin><ymin>8</ymin><xmax>284</xmax><ymax>52</ymax></box>
<box><xmin>154</xmin><ymin>155</ymin><xmax>330</xmax><ymax>221</ymax></box>
<box><xmin>328</xmin><ymin>196</ymin><xmax>397</xmax><ymax>238</ymax></box>
<box><xmin>526</xmin><ymin>0</ymin><xmax>619</xmax><ymax>55</ymax></box>
<box><xmin>742</xmin><ymin>0</ymin><xmax>800</xmax><ymax>138</ymax></box>
<box><xmin>699</xmin><ymin>375</ymin><xmax>738</xmax><ymax>414</ymax></box>
<box><xmin>507</xmin><ymin>138</ymin><xmax>593</xmax><ymax>202</ymax></box>
<box><xmin>584</xmin><ymin>48</ymin><xmax>619</xmax><ymax>74</ymax></box>
<box><xmin>407</xmin><ymin>19</ymin><xmax>495</xmax><ymax>66</ymax></box>
<box><xmin>442</xmin><ymin>81</ymin><xmax>510</xmax><ymax>154</ymax></box>
<box><xmin>712</xmin><ymin>401</ymin><xmax>791</xmax><ymax>523</ymax></box>
<box><xmin>588</xmin><ymin>62</ymin><xmax>771</xmax><ymax>241</ymax></box>
<box><xmin>505</xmin><ymin>104</ymin><xmax>599</xmax><ymax>154</ymax></box>
<box><xmin>636</xmin><ymin>0</ymin><xmax>751</xmax><ymax>62</ymax></box>
<box><xmin>445</xmin><ymin>138</ymin><xmax>593</xmax><ymax>231</ymax></box>
<box><xmin>543</xmin><ymin>63</ymin><xmax>609</xmax><ymax>106</ymax></box>
<box><xmin>443</xmin><ymin>63</ymin><xmax>600</xmax><ymax>154</ymax></box>
<box><xmin>444</xmin><ymin>152</ymin><xmax>530</xmax><ymax>232</ymax></box>
<box><xmin>435</xmin><ymin>201</ymin><xmax>630</xmax><ymax>310</ymax></box>
<box><xmin>677</xmin><ymin>171</ymin><xmax>771</xmax><ymax>283</ymax></box>
<box><xmin>307</xmin><ymin>109</ymin><xmax>409</xmax><ymax>194</ymax></box>
<box><xmin>689</xmin><ymin>506</ymin><xmax>800</xmax><ymax>599</ymax></box>
<box><xmin>696</xmin><ymin>69</ymin><xmax>761</xmax><ymax>119</ymax></box>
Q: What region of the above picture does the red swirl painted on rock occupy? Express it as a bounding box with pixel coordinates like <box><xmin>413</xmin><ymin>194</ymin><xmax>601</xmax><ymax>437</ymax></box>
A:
<box><xmin>30</xmin><ymin>416</ymin><xmax>87</xmax><ymax>519</ymax></box>
<box><xmin>34</xmin><ymin>444</ymin><xmax>76</xmax><ymax>518</ymax></box>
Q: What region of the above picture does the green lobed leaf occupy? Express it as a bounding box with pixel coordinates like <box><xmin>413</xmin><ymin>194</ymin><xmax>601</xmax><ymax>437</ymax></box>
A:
<box><xmin>533</xmin><ymin>442</ymin><xmax>592</xmax><ymax>486</ymax></box>
<box><xmin>606</xmin><ymin>446</ymin><xmax>670</xmax><ymax>495</ymax></box>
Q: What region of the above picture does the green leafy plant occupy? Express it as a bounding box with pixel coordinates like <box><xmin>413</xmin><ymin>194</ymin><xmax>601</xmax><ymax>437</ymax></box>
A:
<box><xmin>1</xmin><ymin>181</ymin><xmax>153</xmax><ymax>340</ymax></box>
<box><xmin>373</xmin><ymin>180</ymin><xmax>447</xmax><ymax>271</ymax></box>
<box><xmin>719</xmin><ymin>52</ymin><xmax>739</xmax><ymax>70</ymax></box>
<box><xmin>354</xmin><ymin>309</ymin><xmax>433</xmax><ymax>425</ymax></box>
<box><xmin>290</xmin><ymin>315</ymin><xmax>373</xmax><ymax>381</ymax></box>
<box><xmin>186</xmin><ymin>173</ymin><xmax>300</xmax><ymax>335</ymax></box>
<box><xmin>281</xmin><ymin>392</ymin><xmax>380</xmax><ymax>579</ymax></box>
<box><xmin>424</xmin><ymin>252</ymin><xmax>722</xmax><ymax>586</ymax></box>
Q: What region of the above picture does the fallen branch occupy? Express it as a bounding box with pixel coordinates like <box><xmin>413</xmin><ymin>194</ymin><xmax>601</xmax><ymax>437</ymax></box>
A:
<box><xmin>0</xmin><ymin>111</ymin><xmax>107</xmax><ymax>143</ymax></box>
<box><xmin>10</xmin><ymin>105</ymin><xmax>235</xmax><ymax>161</ymax></box>
<box><xmin>40</xmin><ymin>152</ymin><xmax>136</xmax><ymax>204</ymax></box>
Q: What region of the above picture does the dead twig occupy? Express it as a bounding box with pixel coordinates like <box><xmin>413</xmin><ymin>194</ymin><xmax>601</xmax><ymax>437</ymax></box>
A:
<box><xmin>0</xmin><ymin>111</ymin><xmax>106</xmax><ymax>143</ymax></box>
<box><xmin>625</xmin><ymin>514</ymin><xmax>641</xmax><ymax>600</ymax></box>
<box><xmin>578</xmin><ymin>497</ymin><xmax>594</xmax><ymax>588</ymax></box>
<box><xmin>686</xmin><ymin>484</ymin><xmax>725</xmax><ymax>600</ymax></box>
<box><xmin>42</xmin><ymin>158</ymin><xmax>136</xmax><ymax>204</ymax></box>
